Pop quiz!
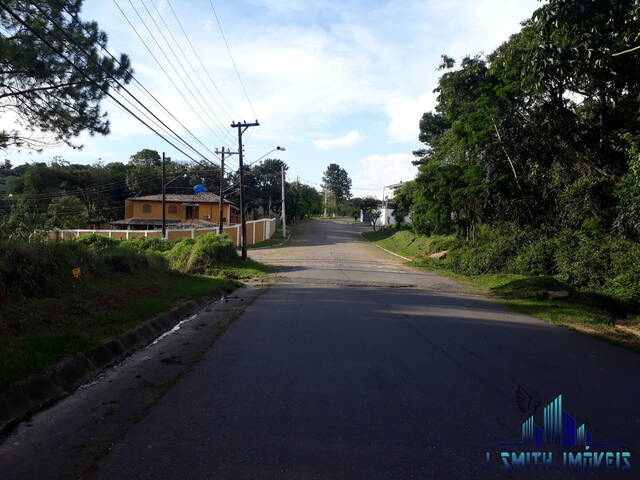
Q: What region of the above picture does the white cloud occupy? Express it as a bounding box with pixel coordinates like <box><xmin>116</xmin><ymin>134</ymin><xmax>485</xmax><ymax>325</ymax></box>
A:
<box><xmin>385</xmin><ymin>91</ymin><xmax>438</xmax><ymax>143</ymax></box>
<box><xmin>313</xmin><ymin>131</ymin><xmax>362</xmax><ymax>150</ymax></box>
<box><xmin>353</xmin><ymin>152</ymin><xmax>418</xmax><ymax>198</ymax></box>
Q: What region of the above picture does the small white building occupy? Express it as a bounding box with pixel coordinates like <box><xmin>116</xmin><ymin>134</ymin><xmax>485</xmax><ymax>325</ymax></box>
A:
<box><xmin>379</xmin><ymin>182</ymin><xmax>411</xmax><ymax>227</ymax></box>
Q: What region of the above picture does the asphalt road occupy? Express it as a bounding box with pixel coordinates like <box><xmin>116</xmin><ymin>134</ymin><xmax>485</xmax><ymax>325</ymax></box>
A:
<box><xmin>93</xmin><ymin>219</ymin><xmax>639</xmax><ymax>479</ymax></box>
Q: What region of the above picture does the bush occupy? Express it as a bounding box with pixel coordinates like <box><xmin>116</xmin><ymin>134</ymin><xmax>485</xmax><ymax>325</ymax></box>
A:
<box><xmin>510</xmin><ymin>237</ymin><xmax>559</xmax><ymax>276</ymax></box>
<box><xmin>445</xmin><ymin>224</ymin><xmax>526</xmax><ymax>274</ymax></box>
<box><xmin>165</xmin><ymin>234</ymin><xmax>237</xmax><ymax>274</ymax></box>
<box><xmin>165</xmin><ymin>238</ymin><xmax>196</xmax><ymax>272</ymax></box>
<box><xmin>555</xmin><ymin>233</ymin><xmax>640</xmax><ymax>303</ymax></box>
<box><xmin>74</xmin><ymin>234</ymin><xmax>119</xmax><ymax>250</ymax></box>
<box><xmin>0</xmin><ymin>237</ymin><xmax>98</xmax><ymax>298</ymax></box>
<box><xmin>122</xmin><ymin>237</ymin><xmax>174</xmax><ymax>253</ymax></box>
<box><xmin>102</xmin><ymin>246</ymin><xmax>148</xmax><ymax>273</ymax></box>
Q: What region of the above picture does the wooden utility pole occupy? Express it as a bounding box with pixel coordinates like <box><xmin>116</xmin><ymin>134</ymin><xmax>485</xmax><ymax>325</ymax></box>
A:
<box><xmin>231</xmin><ymin>120</ymin><xmax>260</xmax><ymax>260</ymax></box>
<box><xmin>215</xmin><ymin>147</ymin><xmax>238</xmax><ymax>235</ymax></box>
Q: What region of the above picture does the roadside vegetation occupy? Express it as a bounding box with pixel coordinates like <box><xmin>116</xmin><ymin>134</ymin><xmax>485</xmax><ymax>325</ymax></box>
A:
<box><xmin>0</xmin><ymin>231</ymin><xmax>273</xmax><ymax>392</ymax></box>
<box><xmin>361</xmin><ymin>1</ymin><xmax>640</xmax><ymax>351</ymax></box>
<box><xmin>364</xmin><ymin>226</ymin><xmax>640</xmax><ymax>351</ymax></box>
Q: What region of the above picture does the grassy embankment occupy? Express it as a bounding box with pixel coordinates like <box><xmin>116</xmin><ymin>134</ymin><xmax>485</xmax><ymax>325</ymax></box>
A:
<box><xmin>0</xmin><ymin>233</ymin><xmax>274</xmax><ymax>392</ymax></box>
<box><xmin>363</xmin><ymin>227</ymin><xmax>640</xmax><ymax>351</ymax></box>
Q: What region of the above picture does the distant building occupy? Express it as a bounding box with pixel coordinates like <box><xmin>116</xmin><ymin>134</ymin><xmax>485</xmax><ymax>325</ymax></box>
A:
<box><xmin>110</xmin><ymin>192</ymin><xmax>239</xmax><ymax>230</ymax></box>
<box><xmin>380</xmin><ymin>181</ymin><xmax>411</xmax><ymax>227</ymax></box>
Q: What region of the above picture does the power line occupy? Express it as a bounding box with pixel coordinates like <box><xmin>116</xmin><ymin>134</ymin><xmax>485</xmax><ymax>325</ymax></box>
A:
<box><xmin>26</xmin><ymin>1</ymin><xmax>216</xmax><ymax>167</ymax></box>
<box><xmin>0</xmin><ymin>1</ymin><xmax>212</xmax><ymax>168</ymax></box>
<box><xmin>166</xmin><ymin>0</ymin><xmax>239</xmax><ymax>120</ymax></box>
<box><xmin>52</xmin><ymin>0</ymin><xmax>223</xmax><ymax>163</ymax></box>
<box><xmin>137</xmin><ymin>0</ymin><xmax>234</xmax><ymax>143</ymax></box>
<box><xmin>208</xmin><ymin>0</ymin><xmax>257</xmax><ymax>120</ymax></box>
<box><xmin>116</xmin><ymin>0</ymin><xmax>233</xmax><ymax>148</ymax></box>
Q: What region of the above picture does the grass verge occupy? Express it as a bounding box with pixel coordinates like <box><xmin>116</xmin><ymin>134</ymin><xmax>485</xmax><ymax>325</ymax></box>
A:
<box><xmin>363</xmin><ymin>228</ymin><xmax>640</xmax><ymax>352</ymax></box>
<box><xmin>0</xmin><ymin>261</ymin><xmax>274</xmax><ymax>393</ymax></box>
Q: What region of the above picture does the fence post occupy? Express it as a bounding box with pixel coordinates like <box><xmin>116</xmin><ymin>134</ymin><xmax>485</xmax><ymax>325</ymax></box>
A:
<box><xmin>126</xmin><ymin>231</ymin><xmax>130</xmax><ymax>240</ymax></box>
<box><xmin>236</xmin><ymin>224</ymin><xmax>241</xmax><ymax>246</ymax></box>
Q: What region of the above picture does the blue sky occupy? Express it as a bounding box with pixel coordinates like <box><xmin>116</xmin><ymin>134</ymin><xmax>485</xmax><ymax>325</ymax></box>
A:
<box><xmin>4</xmin><ymin>0</ymin><xmax>540</xmax><ymax>197</ymax></box>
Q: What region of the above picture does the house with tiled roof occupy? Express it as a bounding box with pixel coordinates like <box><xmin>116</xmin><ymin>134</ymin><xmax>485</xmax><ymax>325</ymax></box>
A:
<box><xmin>110</xmin><ymin>192</ymin><xmax>239</xmax><ymax>230</ymax></box>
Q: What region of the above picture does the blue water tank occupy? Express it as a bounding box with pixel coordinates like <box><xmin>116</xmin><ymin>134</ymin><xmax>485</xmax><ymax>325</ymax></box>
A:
<box><xmin>193</xmin><ymin>184</ymin><xmax>206</xmax><ymax>194</ymax></box>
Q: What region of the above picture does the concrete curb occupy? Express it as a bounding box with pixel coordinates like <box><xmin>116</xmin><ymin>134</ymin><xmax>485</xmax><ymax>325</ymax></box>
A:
<box><xmin>0</xmin><ymin>288</ymin><xmax>226</xmax><ymax>434</ymax></box>
<box><xmin>359</xmin><ymin>231</ymin><xmax>415</xmax><ymax>262</ymax></box>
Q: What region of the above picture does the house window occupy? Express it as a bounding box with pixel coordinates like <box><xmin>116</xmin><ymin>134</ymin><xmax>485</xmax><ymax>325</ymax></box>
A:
<box><xmin>142</xmin><ymin>204</ymin><xmax>152</xmax><ymax>214</ymax></box>
<box><xmin>168</xmin><ymin>205</ymin><xmax>178</xmax><ymax>214</ymax></box>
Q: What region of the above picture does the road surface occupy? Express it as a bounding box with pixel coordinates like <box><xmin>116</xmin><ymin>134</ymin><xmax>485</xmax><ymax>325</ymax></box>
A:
<box><xmin>92</xmin><ymin>219</ymin><xmax>639</xmax><ymax>479</ymax></box>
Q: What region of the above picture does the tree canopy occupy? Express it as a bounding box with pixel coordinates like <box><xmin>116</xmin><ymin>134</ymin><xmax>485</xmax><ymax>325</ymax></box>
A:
<box><xmin>0</xmin><ymin>0</ymin><xmax>132</xmax><ymax>150</ymax></box>
<box><xmin>407</xmin><ymin>0</ymin><xmax>640</xmax><ymax>241</ymax></box>
<box><xmin>322</xmin><ymin>163</ymin><xmax>352</xmax><ymax>202</ymax></box>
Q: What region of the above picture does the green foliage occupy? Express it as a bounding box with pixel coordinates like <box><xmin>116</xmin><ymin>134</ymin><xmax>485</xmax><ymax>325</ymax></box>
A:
<box><xmin>0</xmin><ymin>0</ymin><xmax>133</xmax><ymax>150</ymax></box>
<box><xmin>409</xmin><ymin>0</ymin><xmax>640</xmax><ymax>239</ymax></box>
<box><xmin>509</xmin><ymin>237</ymin><xmax>559</xmax><ymax>276</ymax></box>
<box><xmin>47</xmin><ymin>196</ymin><xmax>88</xmax><ymax>229</ymax></box>
<box><xmin>322</xmin><ymin>163</ymin><xmax>352</xmax><ymax>202</ymax></box>
<box><xmin>122</xmin><ymin>236</ymin><xmax>173</xmax><ymax>252</ymax></box>
<box><xmin>0</xmin><ymin>234</ymin><xmax>165</xmax><ymax>300</ymax></box>
<box><xmin>74</xmin><ymin>233</ymin><xmax>119</xmax><ymax>250</ymax></box>
<box><xmin>166</xmin><ymin>234</ymin><xmax>237</xmax><ymax>274</ymax></box>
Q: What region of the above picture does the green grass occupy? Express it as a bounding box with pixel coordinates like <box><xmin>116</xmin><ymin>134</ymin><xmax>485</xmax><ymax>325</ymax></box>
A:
<box><xmin>364</xmin><ymin>227</ymin><xmax>640</xmax><ymax>352</ymax></box>
<box><xmin>363</xmin><ymin>226</ymin><xmax>461</xmax><ymax>258</ymax></box>
<box><xmin>204</xmin><ymin>258</ymin><xmax>276</xmax><ymax>278</ymax></box>
<box><xmin>0</xmin><ymin>271</ymin><xmax>244</xmax><ymax>393</ymax></box>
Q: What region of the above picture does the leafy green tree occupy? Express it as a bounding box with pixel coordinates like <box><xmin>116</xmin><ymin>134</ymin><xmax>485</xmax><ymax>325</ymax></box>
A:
<box><xmin>0</xmin><ymin>0</ymin><xmax>132</xmax><ymax>150</ymax></box>
<box><xmin>286</xmin><ymin>181</ymin><xmax>322</xmax><ymax>220</ymax></box>
<box><xmin>47</xmin><ymin>195</ymin><xmax>88</xmax><ymax>228</ymax></box>
<box><xmin>322</xmin><ymin>163</ymin><xmax>352</xmax><ymax>202</ymax></box>
<box><xmin>129</xmin><ymin>149</ymin><xmax>161</xmax><ymax>167</ymax></box>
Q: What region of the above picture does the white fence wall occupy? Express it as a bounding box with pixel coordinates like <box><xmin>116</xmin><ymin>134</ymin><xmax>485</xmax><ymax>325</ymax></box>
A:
<box><xmin>51</xmin><ymin>218</ymin><xmax>277</xmax><ymax>247</ymax></box>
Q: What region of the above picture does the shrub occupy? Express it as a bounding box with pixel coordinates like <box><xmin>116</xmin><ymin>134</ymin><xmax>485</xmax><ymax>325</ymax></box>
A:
<box><xmin>165</xmin><ymin>234</ymin><xmax>237</xmax><ymax>274</ymax></box>
<box><xmin>74</xmin><ymin>234</ymin><xmax>119</xmax><ymax>250</ymax></box>
<box><xmin>445</xmin><ymin>224</ymin><xmax>525</xmax><ymax>274</ymax></box>
<box><xmin>554</xmin><ymin>233</ymin><xmax>640</xmax><ymax>303</ymax></box>
<box><xmin>510</xmin><ymin>237</ymin><xmax>559</xmax><ymax>276</ymax></box>
<box><xmin>0</xmin><ymin>237</ymin><xmax>98</xmax><ymax>298</ymax></box>
<box><xmin>165</xmin><ymin>238</ymin><xmax>196</xmax><ymax>273</ymax></box>
<box><xmin>186</xmin><ymin>234</ymin><xmax>237</xmax><ymax>273</ymax></box>
<box><xmin>123</xmin><ymin>237</ymin><xmax>174</xmax><ymax>253</ymax></box>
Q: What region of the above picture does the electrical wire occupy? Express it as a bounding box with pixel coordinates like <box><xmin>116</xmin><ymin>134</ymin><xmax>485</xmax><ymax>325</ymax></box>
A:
<box><xmin>208</xmin><ymin>0</ymin><xmax>257</xmax><ymax>120</ymax></box>
<box><xmin>0</xmin><ymin>1</ymin><xmax>212</xmax><ymax>168</ymax></box>
<box><xmin>52</xmin><ymin>0</ymin><xmax>222</xmax><ymax>163</ymax></box>
<box><xmin>137</xmin><ymin>0</ymin><xmax>234</xmax><ymax>143</ymax></box>
<box><xmin>165</xmin><ymin>0</ymin><xmax>239</xmax><ymax>120</ymax></box>
<box><xmin>116</xmin><ymin>0</ymin><xmax>232</xmax><ymax>148</ymax></box>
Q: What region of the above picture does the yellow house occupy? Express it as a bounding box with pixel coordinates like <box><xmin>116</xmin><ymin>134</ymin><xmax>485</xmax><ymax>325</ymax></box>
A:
<box><xmin>111</xmin><ymin>192</ymin><xmax>239</xmax><ymax>230</ymax></box>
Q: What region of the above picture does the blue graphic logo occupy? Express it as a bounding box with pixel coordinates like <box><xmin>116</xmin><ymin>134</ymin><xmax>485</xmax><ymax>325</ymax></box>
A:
<box><xmin>505</xmin><ymin>394</ymin><xmax>621</xmax><ymax>448</ymax></box>
<box><xmin>482</xmin><ymin>394</ymin><xmax>632</xmax><ymax>472</ymax></box>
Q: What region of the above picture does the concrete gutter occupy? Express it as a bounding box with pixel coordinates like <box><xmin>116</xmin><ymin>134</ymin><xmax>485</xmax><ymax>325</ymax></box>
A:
<box><xmin>359</xmin><ymin>231</ymin><xmax>414</xmax><ymax>262</ymax></box>
<box><xmin>0</xmin><ymin>288</ymin><xmax>227</xmax><ymax>434</ymax></box>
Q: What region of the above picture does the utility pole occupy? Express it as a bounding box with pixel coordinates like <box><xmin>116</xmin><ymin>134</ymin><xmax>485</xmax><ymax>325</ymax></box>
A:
<box><xmin>161</xmin><ymin>152</ymin><xmax>166</xmax><ymax>239</ymax></box>
<box><xmin>231</xmin><ymin>120</ymin><xmax>260</xmax><ymax>260</ymax></box>
<box><xmin>214</xmin><ymin>147</ymin><xmax>238</xmax><ymax>235</ymax></box>
<box><xmin>281</xmin><ymin>164</ymin><xmax>287</xmax><ymax>238</ymax></box>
